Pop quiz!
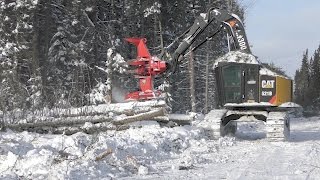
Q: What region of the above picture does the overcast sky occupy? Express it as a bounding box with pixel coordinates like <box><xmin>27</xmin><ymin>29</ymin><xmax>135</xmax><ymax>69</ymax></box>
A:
<box><xmin>242</xmin><ymin>0</ymin><xmax>320</xmax><ymax>77</ymax></box>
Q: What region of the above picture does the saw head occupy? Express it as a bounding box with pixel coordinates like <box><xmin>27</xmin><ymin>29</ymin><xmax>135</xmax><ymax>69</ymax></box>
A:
<box><xmin>124</xmin><ymin>38</ymin><xmax>167</xmax><ymax>101</ymax></box>
<box><xmin>125</xmin><ymin>38</ymin><xmax>151</xmax><ymax>59</ymax></box>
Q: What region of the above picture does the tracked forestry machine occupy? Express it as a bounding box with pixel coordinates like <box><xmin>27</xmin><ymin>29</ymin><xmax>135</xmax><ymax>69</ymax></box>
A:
<box><xmin>126</xmin><ymin>8</ymin><xmax>293</xmax><ymax>141</ymax></box>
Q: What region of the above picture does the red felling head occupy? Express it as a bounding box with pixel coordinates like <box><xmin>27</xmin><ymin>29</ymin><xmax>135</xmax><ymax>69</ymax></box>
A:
<box><xmin>125</xmin><ymin>38</ymin><xmax>151</xmax><ymax>59</ymax></box>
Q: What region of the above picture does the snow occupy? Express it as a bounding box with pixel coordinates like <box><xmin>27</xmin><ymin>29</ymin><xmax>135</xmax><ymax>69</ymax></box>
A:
<box><xmin>200</xmin><ymin>13</ymin><xmax>208</xmax><ymax>21</ymax></box>
<box><xmin>72</xmin><ymin>20</ymin><xmax>79</xmax><ymax>26</ymax></box>
<box><xmin>85</xmin><ymin>7</ymin><xmax>93</xmax><ymax>12</ymax></box>
<box><xmin>87</xmin><ymin>82</ymin><xmax>112</xmax><ymax>104</ymax></box>
<box><xmin>280</xmin><ymin>102</ymin><xmax>302</xmax><ymax>108</ymax></box>
<box><xmin>259</xmin><ymin>66</ymin><xmax>279</xmax><ymax>76</ymax></box>
<box><xmin>0</xmin><ymin>123</ymin><xmax>202</xmax><ymax>179</ymax></box>
<box><xmin>107</xmin><ymin>48</ymin><xmax>113</xmax><ymax>58</ymax></box>
<box><xmin>2</xmin><ymin>104</ymin><xmax>320</xmax><ymax>179</ymax></box>
<box><xmin>7</xmin><ymin>2</ymin><xmax>16</xmax><ymax>8</ymax></box>
<box><xmin>144</xmin><ymin>2</ymin><xmax>161</xmax><ymax>17</ymax></box>
<box><xmin>214</xmin><ymin>51</ymin><xmax>291</xmax><ymax>79</ymax></box>
<box><xmin>213</xmin><ymin>51</ymin><xmax>259</xmax><ymax>68</ymax></box>
<box><xmin>32</xmin><ymin>0</ymin><xmax>39</xmax><ymax>6</ymax></box>
<box><xmin>225</xmin><ymin>102</ymin><xmax>274</xmax><ymax>107</ymax></box>
<box><xmin>112</xmin><ymin>53</ymin><xmax>127</xmax><ymax>74</ymax></box>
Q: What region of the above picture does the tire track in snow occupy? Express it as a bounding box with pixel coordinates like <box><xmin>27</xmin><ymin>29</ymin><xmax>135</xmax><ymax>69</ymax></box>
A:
<box><xmin>233</xmin><ymin>142</ymin><xmax>300</xmax><ymax>179</ymax></box>
<box><xmin>123</xmin><ymin>117</ymin><xmax>320</xmax><ymax>179</ymax></box>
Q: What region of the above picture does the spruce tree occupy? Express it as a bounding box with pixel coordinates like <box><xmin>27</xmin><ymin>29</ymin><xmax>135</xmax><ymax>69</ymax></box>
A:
<box><xmin>309</xmin><ymin>46</ymin><xmax>320</xmax><ymax>109</ymax></box>
<box><xmin>295</xmin><ymin>50</ymin><xmax>310</xmax><ymax>106</ymax></box>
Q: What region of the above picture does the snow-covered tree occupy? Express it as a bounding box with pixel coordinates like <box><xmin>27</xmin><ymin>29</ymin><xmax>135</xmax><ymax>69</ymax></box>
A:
<box><xmin>0</xmin><ymin>0</ymin><xmax>246</xmax><ymax>113</ymax></box>
<box><xmin>0</xmin><ymin>0</ymin><xmax>41</xmax><ymax>111</ymax></box>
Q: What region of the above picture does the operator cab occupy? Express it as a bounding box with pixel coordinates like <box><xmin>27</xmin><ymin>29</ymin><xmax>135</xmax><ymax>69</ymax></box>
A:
<box><xmin>215</xmin><ymin>60</ymin><xmax>293</xmax><ymax>108</ymax></box>
<box><xmin>215</xmin><ymin>62</ymin><xmax>260</xmax><ymax>106</ymax></box>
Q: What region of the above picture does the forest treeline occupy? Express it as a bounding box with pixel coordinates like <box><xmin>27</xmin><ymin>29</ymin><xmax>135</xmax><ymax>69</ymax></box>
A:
<box><xmin>294</xmin><ymin>45</ymin><xmax>320</xmax><ymax>111</ymax></box>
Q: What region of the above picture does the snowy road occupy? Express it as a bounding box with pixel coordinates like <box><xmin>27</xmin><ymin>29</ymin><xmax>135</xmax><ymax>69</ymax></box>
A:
<box><xmin>124</xmin><ymin>117</ymin><xmax>320</xmax><ymax>180</ymax></box>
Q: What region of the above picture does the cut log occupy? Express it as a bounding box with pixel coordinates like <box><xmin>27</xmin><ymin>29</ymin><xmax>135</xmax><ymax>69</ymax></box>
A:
<box><xmin>154</xmin><ymin>114</ymin><xmax>195</xmax><ymax>125</ymax></box>
<box><xmin>3</xmin><ymin>109</ymin><xmax>165</xmax><ymax>134</ymax></box>
<box><xmin>2</xmin><ymin>103</ymin><xmax>169</xmax><ymax>134</ymax></box>
<box><xmin>51</xmin><ymin>124</ymin><xmax>129</xmax><ymax>135</ymax></box>
<box><xmin>5</xmin><ymin>122</ymin><xmax>129</xmax><ymax>135</ymax></box>
<box><xmin>1</xmin><ymin>100</ymin><xmax>167</xmax><ymax>123</ymax></box>
<box><xmin>2</xmin><ymin>111</ymin><xmax>194</xmax><ymax>134</ymax></box>
<box><xmin>112</xmin><ymin>108</ymin><xmax>166</xmax><ymax>126</ymax></box>
<box><xmin>4</xmin><ymin>115</ymin><xmax>113</xmax><ymax>131</ymax></box>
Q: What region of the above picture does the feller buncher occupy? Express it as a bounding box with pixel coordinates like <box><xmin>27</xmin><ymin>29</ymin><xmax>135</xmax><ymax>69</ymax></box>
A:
<box><xmin>125</xmin><ymin>8</ymin><xmax>293</xmax><ymax>141</ymax></box>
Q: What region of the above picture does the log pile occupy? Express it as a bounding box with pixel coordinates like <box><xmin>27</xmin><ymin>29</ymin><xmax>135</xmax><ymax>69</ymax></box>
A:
<box><xmin>0</xmin><ymin>100</ymin><xmax>196</xmax><ymax>135</ymax></box>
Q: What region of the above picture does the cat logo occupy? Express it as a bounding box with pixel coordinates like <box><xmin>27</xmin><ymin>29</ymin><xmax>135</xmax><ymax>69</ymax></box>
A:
<box><xmin>261</xmin><ymin>80</ymin><xmax>275</xmax><ymax>89</ymax></box>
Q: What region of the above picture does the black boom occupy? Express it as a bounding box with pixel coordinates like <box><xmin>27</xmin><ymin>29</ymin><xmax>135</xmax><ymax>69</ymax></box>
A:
<box><xmin>167</xmin><ymin>9</ymin><xmax>251</xmax><ymax>73</ymax></box>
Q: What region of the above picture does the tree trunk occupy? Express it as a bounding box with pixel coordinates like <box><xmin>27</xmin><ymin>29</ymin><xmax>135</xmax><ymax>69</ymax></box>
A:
<box><xmin>112</xmin><ymin>108</ymin><xmax>166</xmax><ymax>125</ymax></box>
<box><xmin>205</xmin><ymin>41</ymin><xmax>210</xmax><ymax>114</ymax></box>
<box><xmin>188</xmin><ymin>47</ymin><xmax>196</xmax><ymax>112</ymax></box>
<box><xmin>153</xmin><ymin>113</ymin><xmax>195</xmax><ymax>126</ymax></box>
<box><xmin>4</xmin><ymin>115</ymin><xmax>113</xmax><ymax>130</ymax></box>
<box><xmin>2</xmin><ymin>107</ymin><xmax>166</xmax><ymax>134</ymax></box>
<box><xmin>105</xmin><ymin>46</ymin><xmax>114</xmax><ymax>104</ymax></box>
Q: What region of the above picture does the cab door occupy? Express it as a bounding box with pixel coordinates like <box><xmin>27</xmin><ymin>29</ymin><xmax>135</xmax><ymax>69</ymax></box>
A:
<box><xmin>221</xmin><ymin>64</ymin><xmax>242</xmax><ymax>103</ymax></box>
<box><xmin>243</xmin><ymin>65</ymin><xmax>259</xmax><ymax>103</ymax></box>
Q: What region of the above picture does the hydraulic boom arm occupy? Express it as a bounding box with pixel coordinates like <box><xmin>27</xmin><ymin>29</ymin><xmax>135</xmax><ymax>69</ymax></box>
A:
<box><xmin>168</xmin><ymin>8</ymin><xmax>251</xmax><ymax>72</ymax></box>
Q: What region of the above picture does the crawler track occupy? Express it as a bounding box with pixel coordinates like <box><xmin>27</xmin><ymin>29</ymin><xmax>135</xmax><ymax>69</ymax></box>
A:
<box><xmin>266</xmin><ymin>111</ymin><xmax>290</xmax><ymax>141</ymax></box>
<box><xmin>200</xmin><ymin>109</ymin><xmax>290</xmax><ymax>141</ymax></box>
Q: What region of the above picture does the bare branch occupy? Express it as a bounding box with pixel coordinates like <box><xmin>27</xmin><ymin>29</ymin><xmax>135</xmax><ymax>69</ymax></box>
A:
<box><xmin>82</xmin><ymin>11</ymin><xmax>95</xmax><ymax>27</ymax></box>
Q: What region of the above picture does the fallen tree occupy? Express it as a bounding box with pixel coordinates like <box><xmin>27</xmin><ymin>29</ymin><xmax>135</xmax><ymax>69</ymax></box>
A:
<box><xmin>112</xmin><ymin>108</ymin><xmax>166</xmax><ymax>125</ymax></box>
<box><xmin>0</xmin><ymin>101</ymin><xmax>195</xmax><ymax>135</ymax></box>
<box><xmin>4</xmin><ymin>115</ymin><xmax>113</xmax><ymax>130</ymax></box>
<box><xmin>153</xmin><ymin>113</ymin><xmax>196</xmax><ymax>126</ymax></box>
<box><xmin>0</xmin><ymin>100</ymin><xmax>167</xmax><ymax>124</ymax></box>
<box><xmin>1</xmin><ymin>108</ymin><xmax>166</xmax><ymax>134</ymax></box>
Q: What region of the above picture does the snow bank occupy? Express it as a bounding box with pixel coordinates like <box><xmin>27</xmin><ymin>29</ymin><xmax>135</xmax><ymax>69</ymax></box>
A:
<box><xmin>0</xmin><ymin>112</ymin><xmax>243</xmax><ymax>180</ymax></box>
<box><xmin>0</xmin><ymin>123</ymin><xmax>214</xmax><ymax>179</ymax></box>
<box><xmin>3</xmin><ymin>113</ymin><xmax>318</xmax><ymax>179</ymax></box>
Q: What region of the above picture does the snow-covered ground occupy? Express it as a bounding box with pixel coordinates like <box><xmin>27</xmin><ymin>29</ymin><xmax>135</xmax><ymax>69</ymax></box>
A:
<box><xmin>1</xmin><ymin>115</ymin><xmax>320</xmax><ymax>179</ymax></box>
